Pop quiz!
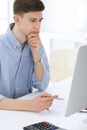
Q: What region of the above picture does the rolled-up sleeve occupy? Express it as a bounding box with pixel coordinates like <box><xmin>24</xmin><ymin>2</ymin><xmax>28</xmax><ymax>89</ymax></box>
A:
<box><xmin>31</xmin><ymin>44</ymin><xmax>50</xmax><ymax>91</ymax></box>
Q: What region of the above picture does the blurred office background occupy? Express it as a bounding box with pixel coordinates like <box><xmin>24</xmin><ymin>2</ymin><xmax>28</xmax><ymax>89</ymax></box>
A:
<box><xmin>0</xmin><ymin>0</ymin><xmax>87</xmax><ymax>82</ymax></box>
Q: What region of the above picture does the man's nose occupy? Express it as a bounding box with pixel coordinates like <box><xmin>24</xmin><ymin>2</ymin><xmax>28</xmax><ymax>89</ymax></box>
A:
<box><xmin>35</xmin><ymin>22</ymin><xmax>41</xmax><ymax>30</ymax></box>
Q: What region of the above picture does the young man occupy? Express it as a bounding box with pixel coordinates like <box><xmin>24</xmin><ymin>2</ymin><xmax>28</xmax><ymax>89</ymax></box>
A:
<box><xmin>0</xmin><ymin>0</ymin><xmax>57</xmax><ymax>112</ymax></box>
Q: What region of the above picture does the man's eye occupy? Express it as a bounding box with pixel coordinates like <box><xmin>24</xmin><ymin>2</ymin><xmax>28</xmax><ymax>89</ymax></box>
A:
<box><xmin>39</xmin><ymin>19</ymin><xmax>42</xmax><ymax>23</ymax></box>
<box><xmin>30</xmin><ymin>19</ymin><xmax>36</xmax><ymax>22</ymax></box>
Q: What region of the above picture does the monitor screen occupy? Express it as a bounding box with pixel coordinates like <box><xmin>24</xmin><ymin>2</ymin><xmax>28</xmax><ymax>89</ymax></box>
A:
<box><xmin>65</xmin><ymin>45</ymin><xmax>87</xmax><ymax>120</ymax></box>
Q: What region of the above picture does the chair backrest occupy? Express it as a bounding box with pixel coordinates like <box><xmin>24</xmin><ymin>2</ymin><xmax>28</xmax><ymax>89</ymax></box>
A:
<box><xmin>49</xmin><ymin>49</ymin><xmax>77</xmax><ymax>82</ymax></box>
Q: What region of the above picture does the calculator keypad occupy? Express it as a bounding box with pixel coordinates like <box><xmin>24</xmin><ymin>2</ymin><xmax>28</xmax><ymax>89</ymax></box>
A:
<box><xmin>23</xmin><ymin>121</ymin><xmax>67</xmax><ymax>130</ymax></box>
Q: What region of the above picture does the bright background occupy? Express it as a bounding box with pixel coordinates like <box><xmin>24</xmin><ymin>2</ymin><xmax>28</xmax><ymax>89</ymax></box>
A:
<box><xmin>0</xmin><ymin>0</ymin><xmax>87</xmax><ymax>82</ymax></box>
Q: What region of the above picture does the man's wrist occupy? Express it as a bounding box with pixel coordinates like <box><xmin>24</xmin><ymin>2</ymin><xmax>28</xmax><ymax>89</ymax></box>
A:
<box><xmin>34</xmin><ymin>59</ymin><xmax>42</xmax><ymax>66</ymax></box>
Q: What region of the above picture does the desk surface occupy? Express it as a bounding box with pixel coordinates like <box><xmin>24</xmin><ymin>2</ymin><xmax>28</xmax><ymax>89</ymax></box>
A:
<box><xmin>0</xmin><ymin>77</ymin><xmax>87</xmax><ymax>130</ymax></box>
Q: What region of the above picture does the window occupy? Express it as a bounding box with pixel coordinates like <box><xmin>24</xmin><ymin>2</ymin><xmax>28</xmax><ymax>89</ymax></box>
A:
<box><xmin>0</xmin><ymin>0</ymin><xmax>13</xmax><ymax>34</ymax></box>
<box><xmin>41</xmin><ymin>0</ymin><xmax>87</xmax><ymax>82</ymax></box>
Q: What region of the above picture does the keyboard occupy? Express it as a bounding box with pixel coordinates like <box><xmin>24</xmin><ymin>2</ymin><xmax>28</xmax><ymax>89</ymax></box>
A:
<box><xmin>23</xmin><ymin>121</ymin><xmax>67</xmax><ymax>130</ymax></box>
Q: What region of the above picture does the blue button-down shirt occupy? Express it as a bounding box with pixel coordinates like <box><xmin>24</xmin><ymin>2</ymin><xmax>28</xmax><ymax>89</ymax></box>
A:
<box><xmin>0</xmin><ymin>23</ymin><xmax>50</xmax><ymax>99</ymax></box>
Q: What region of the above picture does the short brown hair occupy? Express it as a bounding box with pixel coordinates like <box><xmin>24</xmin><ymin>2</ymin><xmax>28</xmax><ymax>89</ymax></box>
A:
<box><xmin>13</xmin><ymin>0</ymin><xmax>45</xmax><ymax>16</ymax></box>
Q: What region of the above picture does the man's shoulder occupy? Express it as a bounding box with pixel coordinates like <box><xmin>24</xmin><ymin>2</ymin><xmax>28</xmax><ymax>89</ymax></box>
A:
<box><xmin>0</xmin><ymin>33</ymin><xmax>7</xmax><ymax>47</ymax></box>
<box><xmin>0</xmin><ymin>33</ymin><xmax>6</xmax><ymax>40</ymax></box>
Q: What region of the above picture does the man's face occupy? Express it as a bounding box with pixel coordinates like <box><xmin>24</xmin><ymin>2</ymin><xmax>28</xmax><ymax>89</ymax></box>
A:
<box><xmin>15</xmin><ymin>11</ymin><xmax>43</xmax><ymax>37</ymax></box>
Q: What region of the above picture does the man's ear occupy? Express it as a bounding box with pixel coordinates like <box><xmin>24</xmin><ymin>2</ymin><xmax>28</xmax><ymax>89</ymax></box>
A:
<box><xmin>13</xmin><ymin>15</ymin><xmax>20</xmax><ymax>23</ymax></box>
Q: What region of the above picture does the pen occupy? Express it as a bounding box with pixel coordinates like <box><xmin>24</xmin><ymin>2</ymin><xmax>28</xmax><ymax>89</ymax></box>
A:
<box><xmin>51</xmin><ymin>95</ymin><xmax>64</xmax><ymax>100</ymax></box>
<box><xmin>47</xmin><ymin>98</ymin><xmax>64</xmax><ymax>111</ymax></box>
<box><xmin>56</xmin><ymin>97</ymin><xmax>64</xmax><ymax>100</ymax></box>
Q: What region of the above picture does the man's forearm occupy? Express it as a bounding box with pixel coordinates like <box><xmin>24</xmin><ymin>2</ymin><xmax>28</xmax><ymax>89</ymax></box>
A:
<box><xmin>0</xmin><ymin>98</ymin><xmax>32</xmax><ymax>111</ymax></box>
<box><xmin>33</xmin><ymin>51</ymin><xmax>44</xmax><ymax>81</ymax></box>
<box><xmin>34</xmin><ymin>63</ymin><xmax>44</xmax><ymax>81</ymax></box>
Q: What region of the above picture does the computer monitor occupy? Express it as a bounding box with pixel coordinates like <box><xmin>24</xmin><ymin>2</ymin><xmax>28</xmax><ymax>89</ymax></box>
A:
<box><xmin>65</xmin><ymin>45</ymin><xmax>87</xmax><ymax>122</ymax></box>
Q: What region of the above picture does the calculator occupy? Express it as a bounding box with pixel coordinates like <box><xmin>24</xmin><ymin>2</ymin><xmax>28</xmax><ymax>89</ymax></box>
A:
<box><xmin>23</xmin><ymin>121</ymin><xmax>67</xmax><ymax>130</ymax></box>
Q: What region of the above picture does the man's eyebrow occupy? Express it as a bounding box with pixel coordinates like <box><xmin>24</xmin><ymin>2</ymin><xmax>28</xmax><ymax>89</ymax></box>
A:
<box><xmin>28</xmin><ymin>18</ymin><xmax>43</xmax><ymax>20</ymax></box>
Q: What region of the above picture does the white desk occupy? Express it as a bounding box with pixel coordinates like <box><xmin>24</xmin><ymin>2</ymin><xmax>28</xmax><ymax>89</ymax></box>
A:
<box><xmin>0</xmin><ymin>77</ymin><xmax>87</xmax><ymax>130</ymax></box>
